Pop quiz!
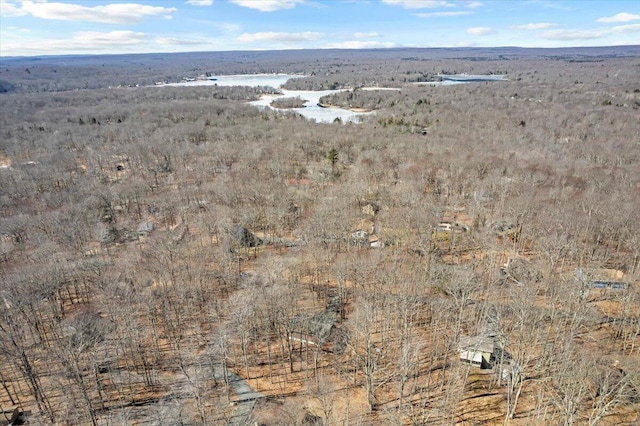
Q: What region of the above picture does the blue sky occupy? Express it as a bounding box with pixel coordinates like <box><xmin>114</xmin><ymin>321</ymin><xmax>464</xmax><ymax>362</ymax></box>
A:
<box><xmin>1</xmin><ymin>0</ymin><xmax>639</xmax><ymax>56</ymax></box>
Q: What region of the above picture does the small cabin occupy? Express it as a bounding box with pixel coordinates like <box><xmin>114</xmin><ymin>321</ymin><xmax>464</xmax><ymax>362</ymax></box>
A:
<box><xmin>290</xmin><ymin>311</ymin><xmax>347</xmax><ymax>354</ymax></box>
<box><xmin>137</xmin><ymin>220</ymin><xmax>154</xmax><ymax>237</ymax></box>
<box><xmin>361</xmin><ymin>202</ymin><xmax>381</xmax><ymax>217</ymax></box>
<box><xmin>437</xmin><ymin>222</ymin><xmax>452</xmax><ymax>232</ymax></box>
<box><xmin>233</xmin><ymin>226</ymin><xmax>263</xmax><ymax>248</ymax></box>
<box><xmin>436</xmin><ymin>222</ymin><xmax>469</xmax><ymax>233</ymax></box>
<box><xmin>459</xmin><ymin>336</ymin><xmax>495</xmax><ymax>369</ymax></box>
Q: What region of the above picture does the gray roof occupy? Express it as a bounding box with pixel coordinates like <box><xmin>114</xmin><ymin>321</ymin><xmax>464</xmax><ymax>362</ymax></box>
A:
<box><xmin>233</xmin><ymin>226</ymin><xmax>263</xmax><ymax>248</ymax></box>
<box><xmin>137</xmin><ymin>221</ymin><xmax>153</xmax><ymax>235</ymax></box>
<box><xmin>292</xmin><ymin>310</ymin><xmax>337</xmax><ymax>340</ymax></box>
<box><xmin>459</xmin><ymin>336</ymin><xmax>495</xmax><ymax>354</ymax></box>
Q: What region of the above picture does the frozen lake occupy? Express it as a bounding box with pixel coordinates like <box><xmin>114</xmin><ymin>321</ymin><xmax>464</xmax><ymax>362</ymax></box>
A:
<box><xmin>249</xmin><ymin>89</ymin><xmax>373</xmax><ymax>124</ymax></box>
<box><xmin>165</xmin><ymin>74</ymin><xmax>372</xmax><ymax>124</ymax></box>
<box><xmin>438</xmin><ymin>74</ymin><xmax>508</xmax><ymax>82</ymax></box>
<box><xmin>416</xmin><ymin>74</ymin><xmax>508</xmax><ymax>86</ymax></box>
<box><xmin>164</xmin><ymin>73</ymin><xmax>505</xmax><ymax>123</ymax></box>
<box><xmin>165</xmin><ymin>73</ymin><xmax>304</xmax><ymax>88</ymax></box>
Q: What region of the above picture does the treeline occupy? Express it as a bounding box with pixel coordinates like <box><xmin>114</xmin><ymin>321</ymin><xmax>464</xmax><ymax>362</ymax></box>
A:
<box><xmin>3</xmin><ymin>46</ymin><xmax>639</xmax><ymax>93</ymax></box>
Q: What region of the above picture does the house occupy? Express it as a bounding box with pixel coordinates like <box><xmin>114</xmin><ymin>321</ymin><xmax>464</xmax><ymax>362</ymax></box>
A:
<box><xmin>290</xmin><ymin>310</ymin><xmax>347</xmax><ymax>354</ymax></box>
<box><xmin>369</xmin><ymin>236</ymin><xmax>385</xmax><ymax>249</ymax></box>
<box><xmin>592</xmin><ymin>281</ymin><xmax>628</xmax><ymax>290</ymax></box>
<box><xmin>437</xmin><ymin>222</ymin><xmax>452</xmax><ymax>232</ymax></box>
<box><xmin>350</xmin><ymin>230</ymin><xmax>370</xmax><ymax>242</ymax></box>
<box><xmin>350</xmin><ymin>230</ymin><xmax>384</xmax><ymax>249</ymax></box>
<box><xmin>360</xmin><ymin>201</ymin><xmax>381</xmax><ymax>217</ymax></box>
<box><xmin>137</xmin><ymin>220</ymin><xmax>153</xmax><ymax>237</ymax></box>
<box><xmin>438</xmin><ymin>210</ymin><xmax>472</xmax><ymax>231</ymax></box>
<box><xmin>233</xmin><ymin>226</ymin><xmax>263</xmax><ymax>248</ymax></box>
<box><xmin>436</xmin><ymin>221</ymin><xmax>469</xmax><ymax>233</ymax></box>
<box><xmin>500</xmin><ymin>257</ymin><xmax>543</xmax><ymax>286</ymax></box>
<box><xmin>351</xmin><ymin>218</ymin><xmax>379</xmax><ymax>247</ymax></box>
<box><xmin>356</xmin><ymin>219</ymin><xmax>375</xmax><ymax>234</ymax></box>
<box><xmin>576</xmin><ymin>268</ymin><xmax>629</xmax><ymax>291</ymax></box>
<box><xmin>459</xmin><ymin>336</ymin><xmax>496</xmax><ymax>369</ymax></box>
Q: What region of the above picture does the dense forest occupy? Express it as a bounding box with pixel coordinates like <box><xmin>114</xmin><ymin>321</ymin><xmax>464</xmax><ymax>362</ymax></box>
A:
<box><xmin>1</xmin><ymin>46</ymin><xmax>639</xmax><ymax>425</ymax></box>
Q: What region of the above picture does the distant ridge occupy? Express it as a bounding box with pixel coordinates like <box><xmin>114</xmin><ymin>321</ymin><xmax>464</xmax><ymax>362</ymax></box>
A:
<box><xmin>2</xmin><ymin>45</ymin><xmax>639</xmax><ymax>62</ymax></box>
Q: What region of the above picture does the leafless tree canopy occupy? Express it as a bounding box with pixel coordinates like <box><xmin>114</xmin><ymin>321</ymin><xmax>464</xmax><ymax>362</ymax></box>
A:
<box><xmin>0</xmin><ymin>46</ymin><xmax>639</xmax><ymax>425</ymax></box>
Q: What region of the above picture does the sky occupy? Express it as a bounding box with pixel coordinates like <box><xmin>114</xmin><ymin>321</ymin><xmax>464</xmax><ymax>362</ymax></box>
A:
<box><xmin>0</xmin><ymin>0</ymin><xmax>639</xmax><ymax>57</ymax></box>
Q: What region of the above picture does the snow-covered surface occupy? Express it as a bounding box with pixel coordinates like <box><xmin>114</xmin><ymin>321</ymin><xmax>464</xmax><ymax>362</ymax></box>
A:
<box><xmin>416</xmin><ymin>74</ymin><xmax>508</xmax><ymax>86</ymax></box>
<box><xmin>165</xmin><ymin>73</ymin><xmax>304</xmax><ymax>88</ymax></box>
<box><xmin>250</xmin><ymin>89</ymin><xmax>373</xmax><ymax>124</ymax></box>
<box><xmin>165</xmin><ymin>74</ymin><xmax>373</xmax><ymax>123</ymax></box>
<box><xmin>163</xmin><ymin>73</ymin><xmax>504</xmax><ymax>123</ymax></box>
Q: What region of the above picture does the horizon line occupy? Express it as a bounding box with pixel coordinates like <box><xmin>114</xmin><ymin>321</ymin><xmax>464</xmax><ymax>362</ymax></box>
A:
<box><xmin>2</xmin><ymin>44</ymin><xmax>640</xmax><ymax>60</ymax></box>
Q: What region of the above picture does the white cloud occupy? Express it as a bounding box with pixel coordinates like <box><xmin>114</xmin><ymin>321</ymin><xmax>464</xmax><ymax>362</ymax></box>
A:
<box><xmin>466</xmin><ymin>1</ymin><xmax>482</xmax><ymax>8</ymax></box>
<box><xmin>0</xmin><ymin>30</ymin><xmax>216</xmax><ymax>56</ymax></box>
<box><xmin>2</xmin><ymin>30</ymin><xmax>150</xmax><ymax>55</ymax></box>
<box><xmin>612</xmin><ymin>23</ymin><xmax>640</xmax><ymax>33</ymax></box>
<box><xmin>72</xmin><ymin>30</ymin><xmax>150</xmax><ymax>45</ymax></box>
<box><xmin>597</xmin><ymin>12</ymin><xmax>640</xmax><ymax>23</ymax></box>
<box><xmin>510</xmin><ymin>22</ymin><xmax>556</xmax><ymax>30</ymax></box>
<box><xmin>0</xmin><ymin>1</ymin><xmax>27</xmax><ymax>16</ymax></box>
<box><xmin>467</xmin><ymin>27</ymin><xmax>493</xmax><ymax>35</ymax></box>
<box><xmin>324</xmin><ymin>40</ymin><xmax>396</xmax><ymax>49</ymax></box>
<box><xmin>237</xmin><ymin>31</ymin><xmax>322</xmax><ymax>43</ymax></box>
<box><xmin>414</xmin><ymin>11</ymin><xmax>472</xmax><ymax>17</ymax></box>
<box><xmin>382</xmin><ymin>0</ymin><xmax>454</xmax><ymax>9</ymax></box>
<box><xmin>230</xmin><ymin>0</ymin><xmax>303</xmax><ymax>12</ymax></box>
<box><xmin>186</xmin><ymin>0</ymin><xmax>214</xmax><ymax>5</ymax></box>
<box><xmin>540</xmin><ymin>29</ymin><xmax>605</xmax><ymax>40</ymax></box>
<box><xmin>156</xmin><ymin>36</ymin><xmax>204</xmax><ymax>46</ymax></box>
<box><xmin>10</xmin><ymin>1</ymin><xmax>176</xmax><ymax>24</ymax></box>
<box><xmin>354</xmin><ymin>32</ymin><xmax>380</xmax><ymax>38</ymax></box>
